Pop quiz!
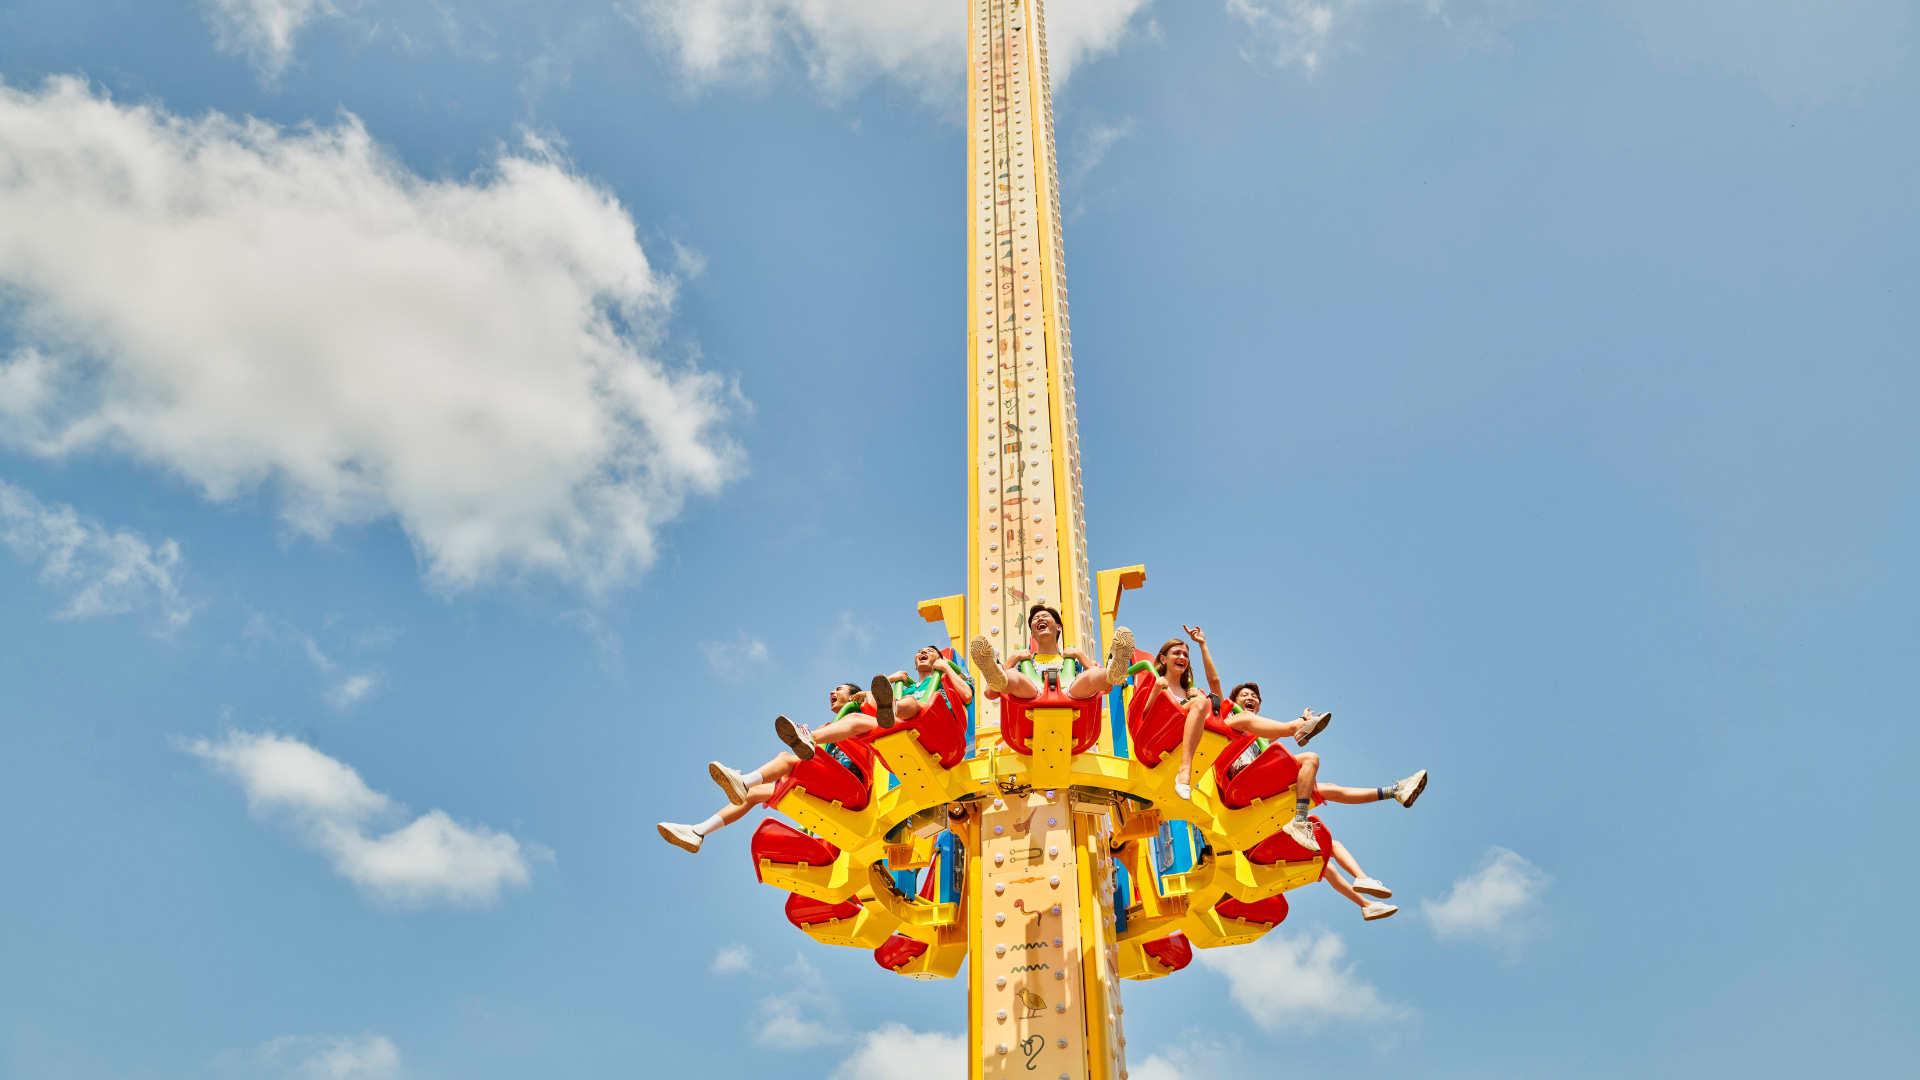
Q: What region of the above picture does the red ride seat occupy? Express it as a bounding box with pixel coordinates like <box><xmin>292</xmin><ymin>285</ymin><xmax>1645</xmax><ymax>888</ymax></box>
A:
<box><xmin>769</xmin><ymin>735</ymin><xmax>875</xmax><ymax>812</ymax></box>
<box><xmin>1215</xmin><ymin>892</ymin><xmax>1290</xmax><ymax>926</ymax></box>
<box><xmin>873</xmin><ymin>654</ymin><xmax>971</xmax><ymax>769</ymax></box>
<box><xmin>1244</xmin><ymin>815</ymin><xmax>1333</xmax><ymax>866</ymax></box>
<box><xmin>785</xmin><ymin>891</ymin><xmax>862</xmax><ymax>929</ymax></box>
<box><xmin>997</xmin><ymin>674</ymin><xmax>1103</xmax><ymax>756</ymax></box>
<box><xmin>1211</xmin><ymin>735</ymin><xmax>1303</xmax><ymax>810</ymax></box>
<box><xmin>874</xmin><ymin>934</ymin><xmax>930</xmax><ymax>971</ymax></box>
<box><xmin>749</xmin><ymin>819</ymin><xmax>840</xmax><ymax>883</ymax></box>
<box><xmin>1142</xmin><ymin>931</ymin><xmax>1193</xmax><ymax>972</ymax></box>
<box><xmin>1125</xmin><ymin>653</ymin><xmax>1234</xmax><ymax>768</ymax></box>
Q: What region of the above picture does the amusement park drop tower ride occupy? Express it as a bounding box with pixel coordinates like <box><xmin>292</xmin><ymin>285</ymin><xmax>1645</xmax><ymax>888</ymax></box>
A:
<box><xmin>736</xmin><ymin>4</ymin><xmax>1336</xmax><ymax>1080</ymax></box>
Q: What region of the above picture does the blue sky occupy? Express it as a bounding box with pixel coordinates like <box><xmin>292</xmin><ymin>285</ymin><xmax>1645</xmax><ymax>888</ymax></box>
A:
<box><xmin>0</xmin><ymin>1</ymin><xmax>1914</xmax><ymax>1077</ymax></box>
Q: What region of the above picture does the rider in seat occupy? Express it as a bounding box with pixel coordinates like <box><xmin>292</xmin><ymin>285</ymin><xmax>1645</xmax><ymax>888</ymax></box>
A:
<box><xmin>969</xmin><ymin>603</ymin><xmax>1133</xmax><ymax>706</ymax></box>
<box><xmin>858</xmin><ymin>645</ymin><xmax>973</xmax><ymax>734</ymax></box>
<box><xmin>657</xmin><ymin>681</ymin><xmax>873</xmax><ymax>853</ymax></box>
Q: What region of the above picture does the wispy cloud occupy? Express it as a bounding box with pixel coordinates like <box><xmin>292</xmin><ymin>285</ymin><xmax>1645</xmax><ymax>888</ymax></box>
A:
<box><xmin>630</xmin><ymin>0</ymin><xmax>1156</xmax><ymax>102</ymax></box>
<box><xmin>202</xmin><ymin>0</ymin><xmax>346</xmax><ymax>84</ymax></box>
<box><xmin>243</xmin><ymin>614</ymin><xmax>388</xmax><ymax>710</ymax></box>
<box><xmin>1072</xmin><ymin>119</ymin><xmax>1137</xmax><ymax>184</ymax></box>
<box><xmin>0</xmin><ymin>477</ymin><xmax>193</xmax><ymax>629</ymax></box>
<box><xmin>210</xmin><ymin>1031</ymin><xmax>399</xmax><ymax>1079</ymax></box>
<box><xmin>712</xmin><ymin>943</ymin><xmax>755</xmax><ymax>973</ymax></box>
<box><xmin>1421</xmin><ymin>846</ymin><xmax>1551</xmax><ymax>959</ymax></box>
<box><xmin>0</xmin><ymin>78</ymin><xmax>738</xmax><ymax>595</ymax></box>
<box><xmin>1225</xmin><ymin>0</ymin><xmax>1558</xmax><ymax>75</ymax></box>
<box><xmin>830</xmin><ymin>1023</ymin><xmax>964</xmax><ymax>1080</ymax></box>
<box><xmin>701</xmin><ymin>630</ymin><xmax>771</xmax><ymax>681</ymax></box>
<box><xmin>184</xmin><ymin>731</ymin><xmax>537</xmax><ymax>908</ymax></box>
<box><xmin>753</xmin><ymin>954</ymin><xmax>847</xmax><ymax>1049</ymax></box>
<box><xmin>1194</xmin><ymin>926</ymin><xmax>1414</xmax><ymax>1032</ymax></box>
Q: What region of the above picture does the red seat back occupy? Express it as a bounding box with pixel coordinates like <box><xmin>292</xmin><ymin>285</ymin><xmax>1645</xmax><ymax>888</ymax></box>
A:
<box><xmin>998</xmin><ymin>689</ymin><xmax>1103</xmax><ymax>756</ymax></box>
<box><xmin>784</xmin><ymin>891</ymin><xmax>862</xmax><ymax>928</ymax></box>
<box><xmin>1215</xmin><ymin>892</ymin><xmax>1290</xmax><ymax>926</ymax></box>
<box><xmin>874</xmin><ymin>933</ymin><xmax>930</xmax><ymax>971</ymax></box>
<box><xmin>771</xmin><ymin>734</ymin><xmax>875</xmax><ymax>812</ymax></box>
<box><xmin>1212</xmin><ymin>738</ymin><xmax>1303</xmax><ymax>810</ymax></box>
<box><xmin>877</xmin><ymin>658</ymin><xmax>970</xmax><ymax>768</ymax></box>
<box><xmin>1126</xmin><ymin>656</ymin><xmax>1234</xmax><ymax>768</ymax></box>
<box><xmin>748</xmin><ymin>819</ymin><xmax>840</xmax><ymax>882</ymax></box>
<box><xmin>1142</xmin><ymin>931</ymin><xmax>1193</xmax><ymax>972</ymax></box>
<box><xmin>1244</xmin><ymin>815</ymin><xmax>1333</xmax><ymax>866</ymax></box>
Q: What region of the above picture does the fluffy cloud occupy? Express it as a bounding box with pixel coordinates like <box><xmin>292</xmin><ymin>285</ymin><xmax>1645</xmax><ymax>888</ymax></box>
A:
<box><xmin>830</xmin><ymin>1023</ymin><xmax>964</xmax><ymax>1080</ymax></box>
<box><xmin>1421</xmin><ymin>846</ymin><xmax>1551</xmax><ymax>958</ymax></box>
<box><xmin>212</xmin><ymin>1032</ymin><xmax>400</xmax><ymax>1080</ymax></box>
<box><xmin>0</xmin><ymin>77</ymin><xmax>737</xmax><ymax>594</ymax></box>
<box><xmin>1194</xmin><ymin>926</ymin><xmax>1414</xmax><ymax>1032</ymax></box>
<box><xmin>185</xmin><ymin>731</ymin><xmax>535</xmax><ymax>907</ymax></box>
<box><xmin>1225</xmin><ymin>0</ymin><xmax>1556</xmax><ymax>74</ymax></box>
<box><xmin>202</xmin><ymin>0</ymin><xmax>343</xmax><ymax>80</ymax></box>
<box><xmin>632</xmin><ymin>0</ymin><xmax>1155</xmax><ymax>99</ymax></box>
<box><xmin>0</xmin><ymin>477</ymin><xmax>192</xmax><ymax>627</ymax></box>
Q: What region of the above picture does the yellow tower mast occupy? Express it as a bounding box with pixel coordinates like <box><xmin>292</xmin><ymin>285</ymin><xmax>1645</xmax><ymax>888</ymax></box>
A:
<box><xmin>732</xmin><ymin>4</ymin><xmax>1333</xmax><ymax>1078</ymax></box>
<box><xmin>967</xmin><ymin>0</ymin><xmax>1093</xmax><ymax>705</ymax></box>
<box><xmin>966</xmin><ymin>4</ymin><xmax>1121</xmax><ymax>1078</ymax></box>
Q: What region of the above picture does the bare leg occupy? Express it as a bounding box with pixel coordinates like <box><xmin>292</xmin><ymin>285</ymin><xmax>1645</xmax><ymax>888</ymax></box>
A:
<box><xmin>713</xmin><ymin>783</ymin><xmax>778</xmax><ymax>832</ymax></box>
<box><xmin>1316</xmin><ymin>783</ymin><xmax>1386</xmax><ymax>805</ymax></box>
<box><xmin>1175</xmin><ymin>694</ymin><xmax>1210</xmax><ymax>781</ymax></box>
<box><xmin>893</xmin><ymin>695</ymin><xmax>925</xmax><ymax>722</ymax></box>
<box><xmin>1065</xmin><ymin>668</ymin><xmax>1109</xmax><ymax>699</ymax></box>
<box><xmin>1002</xmin><ymin>671</ymin><xmax>1043</xmax><ymax>699</ymax></box>
<box><xmin>1293</xmin><ymin>751</ymin><xmax>1320</xmax><ymax>803</ymax></box>
<box><xmin>1330</xmin><ymin>839</ymin><xmax>1364</xmax><ymax>880</ymax></box>
<box><xmin>749</xmin><ymin>751</ymin><xmax>802</xmax><ymax>786</ymax></box>
<box><xmin>1223</xmin><ymin>713</ymin><xmax>1307</xmax><ymax>741</ymax></box>
<box><xmin>811</xmin><ymin>715</ymin><xmax>879</xmax><ymax>744</ymax></box>
<box><xmin>1323</xmin><ymin>866</ymin><xmax>1372</xmax><ymax>910</ymax></box>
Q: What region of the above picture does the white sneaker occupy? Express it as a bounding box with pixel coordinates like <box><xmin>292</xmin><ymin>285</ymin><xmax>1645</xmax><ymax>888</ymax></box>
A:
<box><xmin>658</xmin><ymin>822</ymin><xmax>703</xmax><ymax>853</ymax></box>
<box><xmin>970</xmin><ymin>636</ymin><xmax>1006</xmax><ymax>692</ymax></box>
<box><xmin>1173</xmin><ymin>767</ymin><xmax>1192</xmax><ymax>801</ymax></box>
<box><xmin>1280</xmin><ymin>817</ymin><xmax>1321</xmax><ymax>853</ymax></box>
<box><xmin>1106</xmin><ymin>627</ymin><xmax>1135</xmax><ymax>687</ymax></box>
<box><xmin>774</xmin><ymin>714</ymin><xmax>816</xmax><ymax>760</ymax></box>
<box><xmin>1362</xmin><ymin>902</ymin><xmax>1397</xmax><ymax>921</ymax></box>
<box><xmin>1352</xmin><ymin>877</ymin><xmax>1393</xmax><ymax>899</ymax></box>
<box><xmin>710</xmin><ymin>762</ymin><xmax>749</xmax><ymax>805</ymax></box>
<box><xmin>1392</xmin><ymin>770</ymin><xmax>1428</xmax><ymax>808</ymax></box>
<box><xmin>1294</xmin><ymin>709</ymin><xmax>1331</xmax><ymax>747</ymax></box>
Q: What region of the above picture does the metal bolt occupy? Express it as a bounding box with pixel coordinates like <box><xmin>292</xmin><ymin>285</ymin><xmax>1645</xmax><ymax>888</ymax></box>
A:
<box><xmin>997</xmin><ymin>1009</ymin><xmax>1008</xmax><ymax>1021</ymax></box>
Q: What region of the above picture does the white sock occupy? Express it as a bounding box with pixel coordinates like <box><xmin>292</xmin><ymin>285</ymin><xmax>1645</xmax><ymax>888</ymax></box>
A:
<box><xmin>693</xmin><ymin>814</ymin><xmax>725</xmax><ymax>837</ymax></box>
<box><xmin>741</xmin><ymin>769</ymin><xmax>763</xmax><ymax>786</ymax></box>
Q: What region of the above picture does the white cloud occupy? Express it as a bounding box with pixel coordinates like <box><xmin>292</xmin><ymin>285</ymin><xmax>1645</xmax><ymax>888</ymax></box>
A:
<box><xmin>1421</xmin><ymin>846</ymin><xmax>1550</xmax><ymax>959</ymax></box>
<box><xmin>1071</xmin><ymin>118</ymin><xmax>1137</xmax><ymax>184</ymax></box>
<box><xmin>830</xmin><ymin>1023</ymin><xmax>964</xmax><ymax>1080</ymax></box>
<box><xmin>243</xmin><ymin>614</ymin><xmax>387</xmax><ymax>709</ymax></box>
<box><xmin>1194</xmin><ymin>926</ymin><xmax>1414</xmax><ymax>1032</ymax></box>
<box><xmin>212</xmin><ymin>1032</ymin><xmax>400</xmax><ymax>1080</ymax></box>
<box><xmin>631</xmin><ymin>0</ymin><xmax>1155</xmax><ymax>100</ymax></box>
<box><xmin>1226</xmin><ymin>0</ymin><xmax>1555</xmax><ymax>74</ymax></box>
<box><xmin>0</xmin><ymin>476</ymin><xmax>193</xmax><ymax>628</ymax></box>
<box><xmin>753</xmin><ymin>954</ymin><xmax>846</xmax><ymax>1049</ymax></box>
<box><xmin>712</xmin><ymin>943</ymin><xmax>755</xmax><ymax>973</ymax></box>
<box><xmin>0</xmin><ymin>77</ymin><xmax>738</xmax><ymax>595</ymax></box>
<box><xmin>701</xmin><ymin>630</ymin><xmax>771</xmax><ymax>680</ymax></box>
<box><xmin>202</xmin><ymin>0</ymin><xmax>344</xmax><ymax>82</ymax></box>
<box><xmin>185</xmin><ymin>730</ymin><xmax>535</xmax><ymax>907</ymax></box>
